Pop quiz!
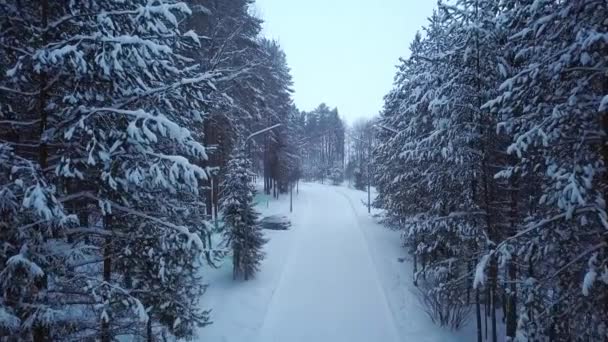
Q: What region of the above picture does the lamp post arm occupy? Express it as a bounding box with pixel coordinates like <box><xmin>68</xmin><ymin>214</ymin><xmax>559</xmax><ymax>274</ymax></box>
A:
<box><xmin>245</xmin><ymin>123</ymin><xmax>283</xmax><ymax>142</ymax></box>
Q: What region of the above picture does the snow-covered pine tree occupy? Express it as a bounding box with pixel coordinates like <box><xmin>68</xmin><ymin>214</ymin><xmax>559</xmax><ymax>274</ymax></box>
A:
<box><xmin>374</xmin><ymin>1</ymin><xmax>607</xmax><ymax>340</ymax></box>
<box><xmin>0</xmin><ymin>145</ymin><xmax>76</xmax><ymax>340</ymax></box>
<box><xmin>484</xmin><ymin>0</ymin><xmax>608</xmax><ymax>340</ymax></box>
<box><xmin>383</xmin><ymin>9</ymin><xmax>482</xmax><ymax>330</ymax></box>
<box><xmin>277</xmin><ymin>105</ymin><xmax>303</xmax><ymax>192</ymax></box>
<box><xmin>300</xmin><ymin>104</ymin><xmax>345</xmax><ymax>183</ymax></box>
<box><xmin>1</xmin><ymin>0</ymin><xmax>217</xmax><ymax>340</ymax></box>
<box><xmin>373</xmin><ymin>40</ymin><xmax>415</xmax><ymax>219</ymax></box>
<box><xmin>255</xmin><ymin>39</ymin><xmax>295</xmax><ymax>197</ymax></box>
<box><xmin>436</xmin><ymin>1</ymin><xmax>515</xmax><ymax>339</ymax></box>
<box><xmin>329</xmin><ymin>165</ymin><xmax>344</xmax><ymax>186</ymax></box>
<box><xmin>221</xmin><ymin>145</ymin><xmax>267</xmax><ymax>280</ymax></box>
<box><xmin>374</xmin><ymin>2</ymin><xmax>510</xmax><ymax>333</ymax></box>
<box><xmin>183</xmin><ymin>0</ymin><xmax>265</xmax><ymax>218</ymax></box>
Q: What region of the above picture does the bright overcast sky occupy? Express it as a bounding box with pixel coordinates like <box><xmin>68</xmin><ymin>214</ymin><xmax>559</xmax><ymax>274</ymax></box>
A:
<box><xmin>253</xmin><ymin>1</ymin><xmax>437</xmax><ymax>124</ymax></box>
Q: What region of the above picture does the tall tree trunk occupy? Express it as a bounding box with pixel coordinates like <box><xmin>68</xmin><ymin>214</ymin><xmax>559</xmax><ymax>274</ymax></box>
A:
<box><xmin>413</xmin><ymin>232</ymin><xmax>418</xmax><ymax>286</ymax></box>
<box><xmin>213</xmin><ymin>176</ymin><xmax>219</xmax><ymax>230</ymax></box>
<box><xmin>467</xmin><ymin>260</ymin><xmax>473</xmax><ymax>305</ymax></box>
<box><xmin>233</xmin><ymin>250</ymin><xmax>239</xmax><ymax>280</ymax></box>
<box><xmin>101</xmin><ymin>214</ymin><xmax>113</xmax><ymax>342</ymax></box>
<box><xmin>33</xmin><ymin>2</ymin><xmax>50</xmax><ymax>341</ymax></box>
<box><xmin>602</xmin><ymin>78</ymin><xmax>608</xmax><ymax>327</ymax></box>
<box><xmin>490</xmin><ymin>259</ymin><xmax>498</xmax><ymax>342</ymax></box>
<box><xmin>37</xmin><ymin>0</ymin><xmax>49</xmax><ymax>170</ymax></box>
<box><xmin>506</xmin><ymin>176</ymin><xmax>519</xmax><ymax>338</ymax></box>
<box><xmin>506</xmin><ymin>256</ymin><xmax>517</xmax><ymax>338</ymax></box>
<box><xmin>147</xmin><ymin>318</ymin><xmax>153</xmax><ymax>342</ymax></box>
<box><xmin>484</xmin><ymin>297</ymin><xmax>488</xmax><ymax>340</ymax></box>
<box><xmin>476</xmin><ymin>287</ymin><xmax>482</xmax><ymax>342</ymax></box>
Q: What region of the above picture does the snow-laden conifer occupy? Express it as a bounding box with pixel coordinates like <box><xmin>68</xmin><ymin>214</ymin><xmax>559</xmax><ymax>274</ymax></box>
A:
<box><xmin>221</xmin><ymin>146</ymin><xmax>267</xmax><ymax>280</ymax></box>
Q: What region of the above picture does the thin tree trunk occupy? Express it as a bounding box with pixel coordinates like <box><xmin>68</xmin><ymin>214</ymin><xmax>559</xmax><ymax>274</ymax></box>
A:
<box><xmin>37</xmin><ymin>0</ymin><xmax>49</xmax><ymax>170</ymax></box>
<box><xmin>101</xmin><ymin>214</ymin><xmax>113</xmax><ymax>342</ymax></box>
<box><xmin>213</xmin><ymin>176</ymin><xmax>219</xmax><ymax>230</ymax></box>
<box><xmin>467</xmin><ymin>260</ymin><xmax>472</xmax><ymax>305</ymax></box>
<box><xmin>484</xmin><ymin>297</ymin><xmax>488</xmax><ymax>341</ymax></box>
<box><xmin>413</xmin><ymin>231</ymin><xmax>418</xmax><ymax>286</ymax></box>
<box><xmin>147</xmin><ymin>318</ymin><xmax>153</xmax><ymax>342</ymax></box>
<box><xmin>33</xmin><ymin>2</ymin><xmax>50</xmax><ymax>341</ymax></box>
<box><xmin>506</xmin><ymin>256</ymin><xmax>517</xmax><ymax>338</ymax></box>
<box><xmin>506</xmin><ymin>175</ymin><xmax>519</xmax><ymax>338</ymax></box>
<box><xmin>476</xmin><ymin>287</ymin><xmax>482</xmax><ymax>342</ymax></box>
<box><xmin>490</xmin><ymin>262</ymin><xmax>498</xmax><ymax>342</ymax></box>
<box><xmin>233</xmin><ymin>250</ymin><xmax>239</xmax><ymax>280</ymax></box>
<box><xmin>205</xmin><ymin>178</ymin><xmax>212</xmax><ymax>219</ymax></box>
<box><xmin>602</xmin><ymin>77</ymin><xmax>608</xmax><ymax>325</ymax></box>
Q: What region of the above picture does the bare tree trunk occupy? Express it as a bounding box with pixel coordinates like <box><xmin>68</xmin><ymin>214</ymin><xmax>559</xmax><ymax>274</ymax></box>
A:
<box><xmin>213</xmin><ymin>176</ymin><xmax>219</xmax><ymax>230</ymax></box>
<box><xmin>506</xmin><ymin>175</ymin><xmax>519</xmax><ymax>338</ymax></box>
<box><xmin>506</xmin><ymin>256</ymin><xmax>517</xmax><ymax>338</ymax></box>
<box><xmin>602</xmin><ymin>79</ymin><xmax>608</xmax><ymax>327</ymax></box>
<box><xmin>233</xmin><ymin>250</ymin><xmax>239</xmax><ymax>280</ymax></box>
<box><xmin>484</xmin><ymin>296</ymin><xmax>488</xmax><ymax>341</ymax></box>
<box><xmin>37</xmin><ymin>0</ymin><xmax>49</xmax><ymax>171</ymax></box>
<box><xmin>413</xmin><ymin>232</ymin><xmax>418</xmax><ymax>286</ymax></box>
<box><xmin>101</xmin><ymin>214</ymin><xmax>113</xmax><ymax>342</ymax></box>
<box><xmin>476</xmin><ymin>287</ymin><xmax>482</xmax><ymax>342</ymax></box>
<box><xmin>467</xmin><ymin>260</ymin><xmax>472</xmax><ymax>305</ymax></box>
<box><xmin>33</xmin><ymin>2</ymin><xmax>50</xmax><ymax>341</ymax></box>
<box><xmin>147</xmin><ymin>318</ymin><xmax>153</xmax><ymax>342</ymax></box>
<box><xmin>490</xmin><ymin>260</ymin><xmax>498</xmax><ymax>342</ymax></box>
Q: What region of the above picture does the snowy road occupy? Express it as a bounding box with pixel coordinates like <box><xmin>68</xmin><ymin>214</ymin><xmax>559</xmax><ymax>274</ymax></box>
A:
<box><xmin>256</xmin><ymin>184</ymin><xmax>401</xmax><ymax>342</ymax></box>
<box><xmin>196</xmin><ymin>183</ymin><xmax>474</xmax><ymax>342</ymax></box>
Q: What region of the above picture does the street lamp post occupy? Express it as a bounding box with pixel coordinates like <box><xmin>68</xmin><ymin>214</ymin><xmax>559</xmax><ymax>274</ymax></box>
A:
<box><xmin>290</xmin><ymin>182</ymin><xmax>293</xmax><ymax>213</ymax></box>
<box><xmin>373</xmin><ymin>123</ymin><xmax>399</xmax><ymax>134</ymax></box>
<box><xmin>367</xmin><ymin>134</ymin><xmax>371</xmax><ymax>214</ymax></box>
<box><xmin>245</xmin><ymin>124</ymin><xmax>282</xmax><ymax>194</ymax></box>
<box><xmin>245</xmin><ymin>123</ymin><xmax>283</xmax><ymax>142</ymax></box>
<box><xmin>347</xmin><ymin>133</ymin><xmax>372</xmax><ymax>214</ymax></box>
<box><xmin>366</xmin><ymin>123</ymin><xmax>400</xmax><ymax>214</ymax></box>
<box><xmin>245</xmin><ymin>123</ymin><xmax>283</xmax><ymax>158</ymax></box>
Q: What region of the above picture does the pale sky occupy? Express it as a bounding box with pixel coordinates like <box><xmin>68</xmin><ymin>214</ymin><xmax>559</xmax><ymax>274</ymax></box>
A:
<box><xmin>254</xmin><ymin>1</ymin><xmax>437</xmax><ymax>123</ymax></box>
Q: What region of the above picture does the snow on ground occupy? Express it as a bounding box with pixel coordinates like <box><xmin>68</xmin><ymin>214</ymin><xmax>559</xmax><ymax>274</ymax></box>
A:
<box><xmin>333</xmin><ymin>185</ymin><xmax>478</xmax><ymax>342</ymax></box>
<box><xmin>194</xmin><ymin>182</ymin><xmax>476</xmax><ymax>342</ymax></box>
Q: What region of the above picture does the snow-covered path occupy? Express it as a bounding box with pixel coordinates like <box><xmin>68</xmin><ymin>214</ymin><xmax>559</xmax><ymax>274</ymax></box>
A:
<box><xmin>195</xmin><ymin>182</ymin><xmax>475</xmax><ymax>342</ymax></box>
<box><xmin>256</xmin><ymin>184</ymin><xmax>400</xmax><ymax>342</ymax></box>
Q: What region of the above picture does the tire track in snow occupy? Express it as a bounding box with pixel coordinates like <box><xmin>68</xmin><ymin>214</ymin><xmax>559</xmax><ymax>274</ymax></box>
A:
<box><xmin>333</xmin><ymin>186</ymin><xmax>403</xmax><ymax>342</ymax></box>
<box><xmin>257</xmin><ymin>183</ymin><xmax>400</xmax><ymax>342</ymax></box>
<box><xmin>255</xmin><ymin>184</ymin><xmax>313</xmax><ymax>340</ymax></box>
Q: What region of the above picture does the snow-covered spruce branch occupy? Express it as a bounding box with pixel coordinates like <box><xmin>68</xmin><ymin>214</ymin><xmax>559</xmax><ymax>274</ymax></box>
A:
<box><xmin>546</xmin><ymin>242</ymin><xmax>607</xmax><ymax>282</ymax></box>
<box><xmin>43</xmin><ymin>2</ymin><xmax>193</xmax><ymax>32</ymax></box>
<box><xmin>473</xmin><ymin>206</ymin><xmax>602</xmax><ymax>289</ymax></box>
<box><xmin>0</xmin><ymin>86</ymin><xmax>39</xmax><ymax>96</ymax></box>
<box><xmin>79</xmin><ymin>107</ymin><xmax>206</xmax><ymax>154</ymax></box>
<box><xmin>99</xmin><ymin>72</ymin><xmax>220</xmax><ymax>110</ymax></box>
<box><xmin>78</xmin><ymin>192</ymin><xmax>207</xmax><ymax>252</ymax></box>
